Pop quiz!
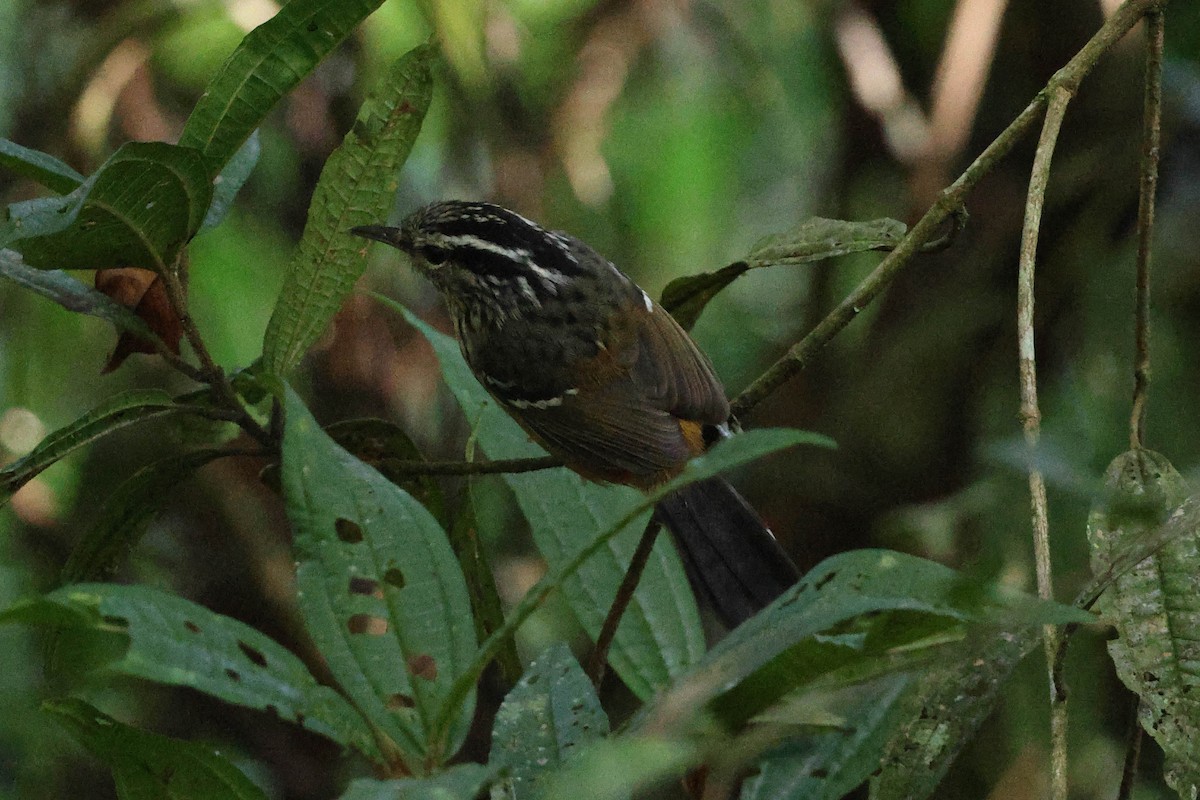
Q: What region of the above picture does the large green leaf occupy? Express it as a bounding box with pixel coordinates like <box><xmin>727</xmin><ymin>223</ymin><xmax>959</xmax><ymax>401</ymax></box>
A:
<box><xmin>178</xmin><ymin>0</ymin><xmax>385</xmax><ymax>175</ymax></box>
<box><xmin>0</xmin><ymin>390</ymin><xmax>179</xmax><ymax>507</ymax></box>
<box><xmin>398</xmin><ymin>303</ymin><xmax>705</xmax><ymax>699</ymax></box>
<box><xmin>3</xmin><ymin>142</ymin><xmax>212</xmax><ymax>272</ymax></box>
<box><xmin>1088</xmin><ymin>449</ymin><xmax>1200</xmax><ymax>800</ymax></box>
<box><xmin>46</xmin><ymin>697</ymin><xmax>266</xmax><ymax>800</ymax></box>
<box><xmin>2</xmin><ymin>585</ymin><xmax>379</xmax><ymax>758</ymax></box>
<box><xmin>280</xmin><ymin>387</ymin><xmax>476</xmax><ymax>767</ymax></box>
<box><xmin>262</xmin><ymin>44</ymin><xmax>433</xmax><ymax>377</ymax></box>
<box><xmin>661</xmin><ymin>217</ymin><xmax>907</xmax><ymax>330</ymax></box>
<box><xmin>491</xmin><ymin>643</ymin><xmax>608</xmax><ymax>800</ymax></box>
<box><xmin>0</xmin><ymin>138</ymin><xmax>84</xmax><ymax>194</ymax></box>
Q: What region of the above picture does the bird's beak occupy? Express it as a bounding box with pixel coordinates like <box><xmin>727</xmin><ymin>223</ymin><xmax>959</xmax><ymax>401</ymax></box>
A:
<box><xmin>349</xmin><ymin>225</ymin><xmax>408</xmax><ymax>249</ymax></box>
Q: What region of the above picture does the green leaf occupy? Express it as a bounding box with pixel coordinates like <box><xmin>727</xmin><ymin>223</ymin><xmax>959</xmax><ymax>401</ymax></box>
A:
<box><xmin>660</xmin><ymin>262</ymin><xmax>750</xmax><ymax>331</ymax></box>
<box><xmin>0</xmin><ymin>138</ymin><xmax>84</xmax><ymax>194</ymax></box>
<box><xmin>745</xmin><ymin>217</ymin><xmax>907</xmax><ymax>267</ymax></box>
<box><xmin>0</xmin><ymin>389</ymin><xmax>178</xmax><ymax>507</ymax></box>
<box><xmin>533</xmin><ymin>736</ymin><xmax>698</xmax><ymax>800</ymax></box>
<box><xmin>647</xmin><ymin>550</ymin><xmax>1091</xmax><ymax>728</ymax></box>
<box><xmin>202</xmin><ymin>130</ymin><xmax>260</xmax><ymax>230</ymax></box>
<box><xmin>741</xmin><ymin>677</ymin><xmax>911</xmax><ymax>800</ymax></box>
<box><xmin>491</xmin><ymin>643</ymin><xmax>608</xmax><ymax>800</ymax></box>
<box><xmin>262</xmin><ymin>44</ymin><xmax>433</xmax><ymax>377</ymax></box>
<box><xmin>281</xmin><ymin>387</ymin><xmax>476</xmax><ymax>767</ymax></box>
<box><xmin>339</xmin><ymin>764</ymin><xmax>494</xmax><ymax>800</ymax></box>
<box><xmin>47</xmin><ymin>697</ymin><xmax>266</xmax><ymax>800</ymax></box>
<box><xmin>397</xmin><ymin>302</ymin><xmax>705</xmax><ymax>699</ymax></box>
<box><xmin>62</xmin><ymin>449</ymin><xmax>229</xmax><ymax>583</ymax></box>
<box><xmin>261</xmin><ymin>417</ymin><xmax>446</xmax><ymax>524</ymax></box>
<box><xmin>178</xmin><ymin>0</ymin><xmax>386</xmax><ymax>174</ymax></box>
<box><xmin>870</xmin><ymin>629</ymin><xmax>1039</xmax><ymax>800</ymax></box>
<box><xmin>660</xmin><ymin>217</ymin><xmax>907</xmax><ymax>330</ymax></box>
<box><xmin>0</xmin><ymin>249</ymin><xmax>158</xmax><ymax>340</ymax></box>
<box><xmin>4</xmin><ymin>584</ymin><xmax>379</xmax><ymax>758</ymax></box>
<box><xmin>4</xmin><ymin>142</ymin><xmax>212</xmax><ymax>272</ymax></box>
<box><xmin>1088</xmin><ymin>449</ymin><xmax>1200</xmax><ymax>799</ymax></box>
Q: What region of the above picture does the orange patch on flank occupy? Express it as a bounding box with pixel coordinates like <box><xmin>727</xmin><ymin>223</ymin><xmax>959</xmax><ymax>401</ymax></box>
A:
<box><xmin>677</xmin><ymin>418</ymin><xmax>707</xmax><ymax>457</ymax></box>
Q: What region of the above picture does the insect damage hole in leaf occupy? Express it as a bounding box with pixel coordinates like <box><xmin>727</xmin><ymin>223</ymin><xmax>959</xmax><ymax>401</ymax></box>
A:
<box><xmin>387</xmin><ymin>693</ymin><xmax>416</xmax><ymax>710</ymax></box>
<box><xmin>407</xmin><ymin>654</ymin><xmax>438</xmax><ymax>682</ymax></box>
<box><xmin>335</xmin><ymin>518</ymin><xmax>363</xmax><ymax>543</ymax></box>
<box><xmin>349</xmin><ymin>576</ymin><xmax>381</xmax><ymax>596</ymax></box>
<box><xmin>238</xmin><ymin>640</ymin><xmax>268</xmax><ymax>667</ymax></box>
<box><xmin>347</xmin><ymin>614</ymin><xmax>388</xmax><ymax>635</ymax></box>
<box><xmin>382</xmin><ymin>567</ymin><xmax>405</xmax><ymax>589</ymax></box>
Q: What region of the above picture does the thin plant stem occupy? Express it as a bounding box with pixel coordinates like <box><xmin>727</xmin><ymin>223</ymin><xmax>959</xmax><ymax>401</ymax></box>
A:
<box><xmin>1018</xmin><ymin>84</ymin><xmax>1072</xmax><ymax>800</ymax></box>
<box><xmin>586</xmin><ymin>516</ymin><xmax>664</xmax><ymax>688</ymax></box>
<box><xmin>1117</xmin><ymin>695</ymin><xmax>1145</xmax><ymax>800</ymax></box>
<box><xmin>1130</xmin><ymin>9</ymin><xmax>1164</xmax><ymax>448</ymax></box>
<box><xmin>159</xmin><ymin>257</ymin><xmax>273</xmax><ymax>447</ymax></box>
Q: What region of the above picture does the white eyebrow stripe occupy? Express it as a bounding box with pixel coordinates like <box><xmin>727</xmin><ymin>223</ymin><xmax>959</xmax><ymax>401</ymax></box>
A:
<box><xmin>436</xmin><ymin>233</ymin><xmax>531</xmax><ymax>262</ymax></box>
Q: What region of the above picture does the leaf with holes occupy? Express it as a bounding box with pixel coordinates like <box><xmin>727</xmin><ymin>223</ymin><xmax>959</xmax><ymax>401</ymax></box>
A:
<box><xmin>339</xmin><ymin>764</ymin><xmax>494</xmax><ymax>800</ymax></box>
<box><xmin>178</xmin><ymin>0</ymin><xmax>386</xmax><ymax>175</ymax></box>
<box><xmin>395</xmin><ymin>302</ymin><xmax>705</xmax><ymax>699</ymax></box>
<box><xmin>0</xmin><ymin>389</ymin><xmax>177</xmax><ymax>507</ymax></box>
<box><xmin>281</xmin><ymin>387</ymin><xmax>476</xmax><ymax>767</ymax></box>
<box><xmin>3</xmin><ymin>142</ymin><xmax>212</xmax><ymax>272</ymax></box>
<box><xmin>660</xmin><ymin>217</ymin><xmax>907</xmax><ymax>331</ymax></box>
<box><xmin>0</xmin><ymin>138</ymin><xmax>84</xmax><ymax>194</ymax></box>
<box><xmin>47</xmin><ymin>697</ymin><xmax>267</xmax><ymax>800</ymax></box>
<box><xmin>262</xmin><ymin>44</ymin><xmax>433</xmax><ymax>377</ymax></box>
<box><xmin>1088</xmin><ymin>449</ymin><xmax>1200</xmax><ymax>799</ymax></box>
<box><xmin>869</xmin><ymin>628</ymin><xmax>1039</xmax><ymax>800</ymax></box>
<box><xmin>1</xmin><ymin>584</ymin><xmax>379</xmax><ymax>759</ymax></box>
<box><xmin>491</xmin><ymin>643</ymin><xmax>608</xmax><ymax>800</ymax></box>
<box><xmin>641</xmin><ymin>550</ymin><xmax>1091</xmax><ymax>732</ymax></box>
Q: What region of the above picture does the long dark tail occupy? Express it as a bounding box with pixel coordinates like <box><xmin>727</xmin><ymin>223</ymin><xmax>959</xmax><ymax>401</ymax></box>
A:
<box><xmin>654</xmin><ymin>477</ymin><xmax>799</xmax><ymax>627</ymax></box>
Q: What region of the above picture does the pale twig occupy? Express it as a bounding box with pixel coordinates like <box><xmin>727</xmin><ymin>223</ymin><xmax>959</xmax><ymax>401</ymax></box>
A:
<box><xmin>586</xmin><ymin>516</ymin><xmax>663</xmax><ymax>688</ymax></box>
<box><xmin>1018</xmin><ymin>82</ymin><xmax>1072</xmax><ymax>800</ymax></box>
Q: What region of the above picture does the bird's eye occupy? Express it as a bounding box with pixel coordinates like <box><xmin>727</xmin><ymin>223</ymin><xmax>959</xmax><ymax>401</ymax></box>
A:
<box><xmin>419</xmin><ymin>245</ymin><xmax>449</xmax><ymax>266</ymax></box>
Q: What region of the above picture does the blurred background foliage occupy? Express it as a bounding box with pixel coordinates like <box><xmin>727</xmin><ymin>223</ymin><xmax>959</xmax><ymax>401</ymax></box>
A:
<box><xmin>0</xmin><ymin>0</ymin><xmax>1198</xmax><ymax>798</ymax></box>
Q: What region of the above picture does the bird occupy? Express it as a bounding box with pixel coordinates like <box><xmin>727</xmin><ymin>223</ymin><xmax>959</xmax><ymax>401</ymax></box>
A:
<box><xmin>351</xmin><ymin>201</ymin><xmax>798</xmax><ymax>627</ymax></box>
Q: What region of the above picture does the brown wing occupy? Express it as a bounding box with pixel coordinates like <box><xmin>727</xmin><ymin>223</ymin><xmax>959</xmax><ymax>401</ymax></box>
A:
<box><xmin>502</xmin><ymin>299</ymin><xmax>729</xmax><ymax>488</ymax></box>
<box><xmin>626</xmin><ymin>297</ymin><xmax>730</xmax><ymax>425</ymax></box>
